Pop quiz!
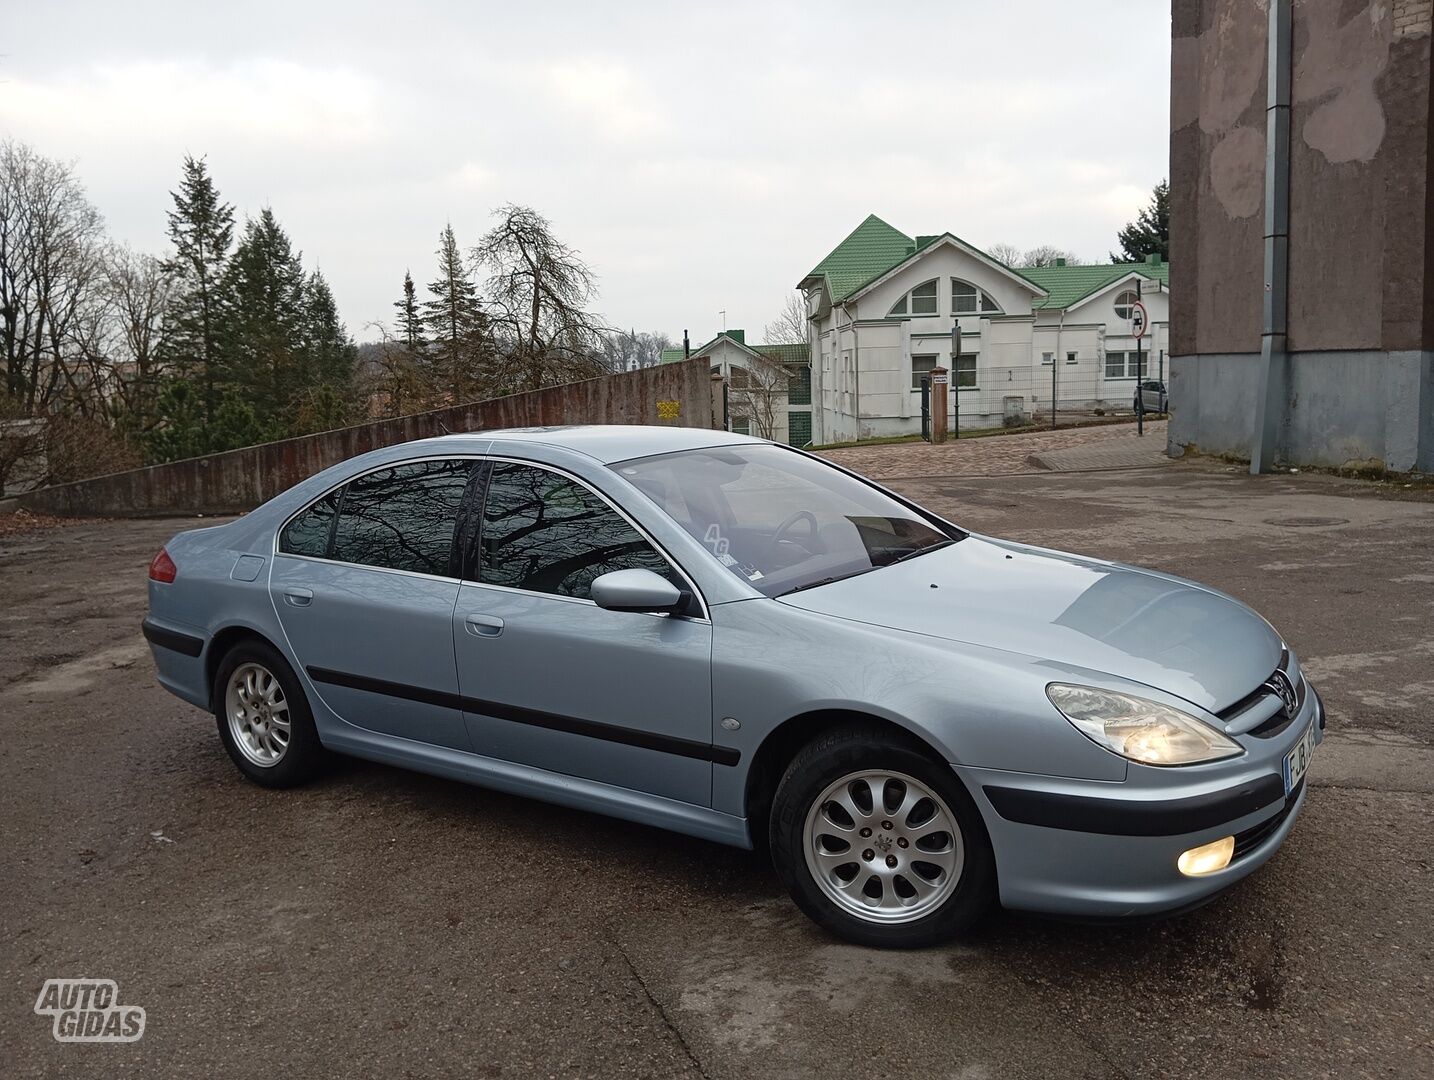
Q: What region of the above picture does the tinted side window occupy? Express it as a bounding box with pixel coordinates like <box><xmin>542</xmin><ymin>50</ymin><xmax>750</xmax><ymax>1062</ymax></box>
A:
<box><xmin>279</xmin><ymin>491</ymin><xmax>339</xmax><ymax>557</ymax></box>
<box><xmin>330</xmin><ymin>459</ymin><xmax>473</xmax><ymax>575</ymax></box>
<box><xmin>479</xmin><ymin>462</ymin><xmax>672</xmax><ymax>599</ymax></box>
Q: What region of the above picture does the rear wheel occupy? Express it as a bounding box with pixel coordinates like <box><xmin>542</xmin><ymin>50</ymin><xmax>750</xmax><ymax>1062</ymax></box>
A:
<box><xmin>769</xmin><ymin>725</ymin><xmax>995</xmax><ymax>948</ymax></box>
<box><xmin>213</xmin><ymin>640</ymin><xmax>325</xmax><ymax>788</ymax></box>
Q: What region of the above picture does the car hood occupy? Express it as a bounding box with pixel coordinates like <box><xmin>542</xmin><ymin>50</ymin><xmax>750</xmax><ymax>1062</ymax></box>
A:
<box><xmin>777</xmin><ymin>536</ymin><xmax>1281</xmax><ymax>714</ymax></box>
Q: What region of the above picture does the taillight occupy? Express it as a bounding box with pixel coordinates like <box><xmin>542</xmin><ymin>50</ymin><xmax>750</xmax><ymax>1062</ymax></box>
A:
<box><xmin>149</xmin><ymin>548</ymin><xmax>177</xmax><ymax>583</ymax></box>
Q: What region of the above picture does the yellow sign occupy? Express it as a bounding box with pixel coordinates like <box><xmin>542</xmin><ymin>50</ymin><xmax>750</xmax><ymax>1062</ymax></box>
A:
<box><xmin>656</xmin><ymin>400</ymin><xmax>682</xmax><ymax>422</ymax></box>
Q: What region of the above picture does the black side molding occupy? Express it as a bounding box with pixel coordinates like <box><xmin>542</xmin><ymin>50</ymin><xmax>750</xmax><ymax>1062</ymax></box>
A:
<box><xmin>983</xmin><ymin>774</ymin><xmax>1286</xmax><ymax>837</ymax></box>
<box><xmin>306</xmin><ymin>665</ymin><xmax>741</xmax><ymax>767</ymax></box>
<box><xmin>141</xmin><ymin>618</ymin><xmax>204</xmax><ymax>658</ymax></box>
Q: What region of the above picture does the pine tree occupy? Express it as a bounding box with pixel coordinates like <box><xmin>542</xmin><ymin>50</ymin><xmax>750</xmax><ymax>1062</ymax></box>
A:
<box><xmin>421</xmin><ymin>225</ymin><xmax>488</xmax><ymax>404</ymax></box>
<box><xmin>297</xmin><ymin>270</ymin><xmax>358</xmax><ymax>432</ymax></box>
<box><xmin>219</xmin><ymin>209</ymin><xmax>308</xmax><ymax>431</ymax></box>
<box><xmin>395</xmin><ymin>270</ymin><xmax>425</xmax><ymax>352</ymax></box>
<box><xmin>159</xmin><ymin>156</ymin><xmax>235</xmax><ymax>423</ymax></box>
<box><xmin>1111</xmin><ymin>179</ymin><xmax>1170</xmax><ymax>263</ymax></box>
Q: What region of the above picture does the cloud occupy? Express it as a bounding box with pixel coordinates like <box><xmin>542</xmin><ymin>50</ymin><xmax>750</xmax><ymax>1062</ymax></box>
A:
<box><xmin>0</xmin><ymin>59</ymin><xmax>386</xmax><ymax>151</ymax></box>
<box><xmin>533</xmin><ymin>59</ymin><xmax>668</xmax><ymax>141</ymax></box>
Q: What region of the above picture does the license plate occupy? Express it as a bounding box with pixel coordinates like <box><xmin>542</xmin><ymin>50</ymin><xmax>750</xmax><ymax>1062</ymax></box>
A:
<box><xmin>1283</xmin><ymin>721</ymin><xmax>1316</xmax><ymax>796</ymax></box>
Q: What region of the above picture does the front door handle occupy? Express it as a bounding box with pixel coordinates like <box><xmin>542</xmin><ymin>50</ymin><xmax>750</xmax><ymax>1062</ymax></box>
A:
<box><xmin>283</xmin><ymin>587</ymin><xmax>314</xmax><ymax>607</ymax></box>
<box><xmin>464</xmin><ymin>613</ymin><xmax>505</xmax><ymax>637</ymax></box>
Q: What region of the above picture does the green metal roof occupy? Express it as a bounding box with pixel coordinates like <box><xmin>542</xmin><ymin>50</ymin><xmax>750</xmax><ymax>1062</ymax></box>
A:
<box><xmin>801</xmin><ymin>214</ymin><xmax>917</xmax><ymax>303</ymax></box>
<box><xmin>659</xmin><ymin>334</ymin><xmax>810</xmax><ymax>365</ymax></box>
<box><xmin>1022</xmin><ymin>259</ymin><xmax>1170</xmax><ymax>310</ymax></box>
<box><xmin>800</xmin><ymin>215</ymin><xmax>1050</xmax><ymax>302</ymax></box>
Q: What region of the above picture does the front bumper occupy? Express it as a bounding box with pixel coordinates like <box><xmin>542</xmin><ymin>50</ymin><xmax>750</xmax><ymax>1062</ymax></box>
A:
<box><xmin>957</xmin><ymin>683</ymin><xmax>1324</xmax><ymax>919</ymax></box>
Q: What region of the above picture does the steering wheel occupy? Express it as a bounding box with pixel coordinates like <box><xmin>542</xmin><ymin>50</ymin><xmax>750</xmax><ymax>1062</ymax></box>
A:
<box><xmin>766</xmin><ymin>510</ymin><xmax>820</xmax><ymax>559</ymax></box>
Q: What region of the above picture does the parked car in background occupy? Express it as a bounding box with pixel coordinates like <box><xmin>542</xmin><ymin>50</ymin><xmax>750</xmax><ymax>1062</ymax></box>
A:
<box><xmin>1135</xmin><ymin>379</ymin><xmax>1168</xmax><ymax>414</ymax></box>
<box><xmin>143</xmin><ymin>426</ymin><xmax>1321</xmax><ymax>947</ymax></box>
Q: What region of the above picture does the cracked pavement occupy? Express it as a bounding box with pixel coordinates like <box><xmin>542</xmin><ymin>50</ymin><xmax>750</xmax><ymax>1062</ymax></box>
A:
<box><xmin>1</xmin><ymin>456</ymin><xmax>1430</xmax><ymax>1078</ymax></box>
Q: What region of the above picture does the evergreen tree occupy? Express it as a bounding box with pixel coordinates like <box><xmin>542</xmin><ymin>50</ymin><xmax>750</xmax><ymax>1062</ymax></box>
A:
<box><xmin>296</xmin><ymin>270</ymin><xmax>358</xmax><ymax>432</ymax></box>
<box><xmin>219</xmin><ymin>208</ymin><xmax>308</xmax><ymax>430</ymax></box>
<box><xmin>421</xmin><ymin>225</ymin><xmax>488</xmax><ymax>403</ymax></box>
<box><xmin>158</xmin><ymin>155</ymin><xmax>235</xmax><ymax>423</ymax></box>
<box><xmin>1111</xmin><ymin>179</ymin><xmax>1170</xmax><ymax>263</ymax></box>
<box><xmin>394</xmin><ymin>270</ymin><xmax>425</xmax><ymax>351</ymax></box>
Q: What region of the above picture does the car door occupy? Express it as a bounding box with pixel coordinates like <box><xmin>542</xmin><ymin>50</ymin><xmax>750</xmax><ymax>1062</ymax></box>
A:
<box><xmin>453</xmin><ymin>459</ymin><xmax>715</xmax><ymax>806</ymax></box>
<box><xmin>270</xmin><ymin>457</ymin><xmax>479</xmax><ymax>752</ymax></box>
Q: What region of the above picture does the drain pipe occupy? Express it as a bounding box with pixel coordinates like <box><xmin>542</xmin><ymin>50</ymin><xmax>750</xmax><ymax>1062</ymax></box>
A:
<box><xmin>843</xmin><ymin>301</ymin><xmax>860</xmax><ymax>441</ymax></box>
<box><xmin>1250</xmin><ymin>0</ymin><xmax>1292</xmax><ymax>474</ymax></box>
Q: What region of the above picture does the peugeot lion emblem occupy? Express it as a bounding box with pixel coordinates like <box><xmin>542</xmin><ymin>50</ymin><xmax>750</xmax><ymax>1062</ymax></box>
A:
<box><xmin>1266</xmin><ymin>671</ymin><xmax>1298</xmax><ymax>720</ymax></box>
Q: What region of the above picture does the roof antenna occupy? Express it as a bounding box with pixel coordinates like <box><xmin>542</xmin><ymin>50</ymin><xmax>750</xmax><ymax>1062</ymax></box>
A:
<box><xmin>436</xmin><ymin>418</ymin><xmax>452</xmax><ymax>435</ymax></box>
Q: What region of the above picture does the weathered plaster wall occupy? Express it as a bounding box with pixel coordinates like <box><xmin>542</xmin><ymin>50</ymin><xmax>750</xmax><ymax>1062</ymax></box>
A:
<box><xmin>1170</xmin><ymin>0</ymin><xmax>1434</xmax><ymax>470</ymax></box>
<box><xmin>1172</xmin><ymin>0</ymin><xmax>1432</xmax><ymax>355</ymax></box>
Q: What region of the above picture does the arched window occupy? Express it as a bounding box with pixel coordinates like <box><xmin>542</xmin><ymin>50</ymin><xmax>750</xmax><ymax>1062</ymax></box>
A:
<box><xmin>888</xmin><ymin>279</ymin><xmax>939</xmax><ymax>317</ymax></box>
<box><xmin>1114</xmin><ymin>289</ymin><xmax>1139</xmax><ymax>321</ymax></box>
<box><xmin>951</xmin><ymin>278</ymin><xmax>1002</xmax><ymax>315</ymax></box>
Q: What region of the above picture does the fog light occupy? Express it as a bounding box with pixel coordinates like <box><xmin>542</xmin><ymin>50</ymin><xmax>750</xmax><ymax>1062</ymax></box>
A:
<box><xmin>1178</xmin><ymin>835</ymin><xmax>1234</xmax><ymax>877</ymax></box>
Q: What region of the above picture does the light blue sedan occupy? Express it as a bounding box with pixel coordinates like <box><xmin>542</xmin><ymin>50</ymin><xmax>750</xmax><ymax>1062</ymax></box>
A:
<box><xmin>143</xmin><ymin>426</ymin><xmax>1322</xmax><ymax>947</ymax></box>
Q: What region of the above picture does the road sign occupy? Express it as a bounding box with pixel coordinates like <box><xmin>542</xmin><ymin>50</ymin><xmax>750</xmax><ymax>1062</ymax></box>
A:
<box><xmin>1131</xmin><ymin>301</ymin><xmax>1149</xmax><ymax>340</ymax></box>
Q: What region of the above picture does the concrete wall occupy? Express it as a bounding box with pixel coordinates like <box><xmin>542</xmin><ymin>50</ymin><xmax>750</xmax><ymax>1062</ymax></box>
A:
<box><xmin>1170</xmin><ymin>0</ymin><xmax>1434</xmax><ymax>470</ymax></box>
<box><xmin>1170</xmin><ymin>349</ymin><xmax>1434</xmax><ymax>470</ymax></box>
<box><xmin>12</xmin><ymin>359</ymin><xmax>717</xmax><ymax>518</ymax></box>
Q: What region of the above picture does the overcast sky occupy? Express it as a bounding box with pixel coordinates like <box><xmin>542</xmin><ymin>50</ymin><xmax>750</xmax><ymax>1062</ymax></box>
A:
<box><xmin>3</xmin><ymin>1</ymin><xmax>1170</xmax><ymax>345</ymax></box>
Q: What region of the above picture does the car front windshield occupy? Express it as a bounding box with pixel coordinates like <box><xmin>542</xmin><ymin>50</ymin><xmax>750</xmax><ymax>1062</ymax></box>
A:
<box><xmin>616</xmin><ymin>444</ymin><xmax>958</xmax><ymax>597</ymax></box>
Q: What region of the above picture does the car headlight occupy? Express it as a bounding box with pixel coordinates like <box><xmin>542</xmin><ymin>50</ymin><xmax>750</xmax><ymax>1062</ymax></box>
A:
<box><xmin>1045</xmin><ymin>683</ymin><xmax>1243</xmax><ymax>766</ymax></box>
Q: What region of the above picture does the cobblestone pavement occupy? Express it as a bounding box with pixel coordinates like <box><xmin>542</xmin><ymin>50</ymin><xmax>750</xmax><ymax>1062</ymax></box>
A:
<box><xmin>819</xmin><ymin>419</ymin><xmax>1169</xmax><ymax>479</ymax></box>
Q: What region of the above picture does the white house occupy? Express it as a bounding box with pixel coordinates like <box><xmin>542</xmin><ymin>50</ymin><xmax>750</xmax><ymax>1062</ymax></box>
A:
<box><xmin>660</xmin><ymin>330</ymin><xmax>813</xmax><ymax>446</ymax></box>
<box><xmin>798</xmin><ymin>215</ymin><xmax>1170</xmax><ymax>443</ymax></box>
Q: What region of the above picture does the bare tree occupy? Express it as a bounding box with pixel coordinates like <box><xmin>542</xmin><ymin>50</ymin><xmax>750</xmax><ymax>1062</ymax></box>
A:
<box><xmin>0</xmin><ymin>141</ymin><xmax>107</xmax><ymax>416</ymax></box>
<box><xmin>1021</xmin><ymin>245</ymin><xmax>1083</xmax><ymax>268</ymax></box>
<box><xmin>102</xmin><ymin>244</ymin><xmax>176</xmax><ymax>428</ymax></box>
<box><xmin>986</xmin><ymin>242</ymin><xmax>1023</xmax><ymax>267</ymax></box>
<box><xmin>728</xmin><ymin>350</ymin><xmax>789</xmax><ymax>440</ymax></box>
<box><xmin>985</xmin><ymin>242</ymin><xmax>1083</xmax><ymax>268</ymax></box>
<box><xmin>763</xmin><ymin>292</ymin><xmax>808</xmax><ymax>346</ymax></box>
<box><xmin>598</xmin><ymin>328</ymin><xmax>674</xmax><ymax>372</ymax></box>
<box><xmin>473</xmin><ymin>204</ymin><xmax>609</xmax><ymax>394</ymax></box>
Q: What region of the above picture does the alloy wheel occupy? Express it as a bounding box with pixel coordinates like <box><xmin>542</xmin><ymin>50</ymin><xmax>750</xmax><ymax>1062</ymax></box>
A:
<box><xmin>803</xmin><ymin>769</ymin><xmax>965</xmax><ymax>923</ymax></box>
<box><xmin>225</xmin><ymin>662</ymin><xmax>291</xmax><ymax>767</ymax></box>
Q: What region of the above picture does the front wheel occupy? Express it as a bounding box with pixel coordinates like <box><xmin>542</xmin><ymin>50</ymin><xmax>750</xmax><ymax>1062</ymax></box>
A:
<box><xmin>769</xmin><ymin>725</ymin><xmax>995</xmax><ymax>948</ymax></box>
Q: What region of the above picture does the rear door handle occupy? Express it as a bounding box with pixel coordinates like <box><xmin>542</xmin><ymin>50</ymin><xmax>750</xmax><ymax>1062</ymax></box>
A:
<box><xmin>465</xmin><ymin>613</ymin><xmax>505</xmax><ymax>637</ymax></box>
<box><xmin>283</xmin><ymin>587</ymin><xmax>314</xmax><ymax>607</ymax></box>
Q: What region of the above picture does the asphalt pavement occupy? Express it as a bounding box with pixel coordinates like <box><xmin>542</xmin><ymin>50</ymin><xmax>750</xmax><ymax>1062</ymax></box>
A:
<box><xmin>1</xmin><ymin>458</ymin><xmax>1430</xmax><ymax>1079</ymax></box>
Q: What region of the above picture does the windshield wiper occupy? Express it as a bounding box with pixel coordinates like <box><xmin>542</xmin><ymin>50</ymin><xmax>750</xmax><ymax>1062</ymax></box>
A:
<box><xmin>778</xmin><ymin>567</ymin><xmax>878</xmax><ymax>596</ymax></box>
<box><xmin>881</xmin><ymin>538</ymin><xmax>957</xmax><ymax>567</ymax></box>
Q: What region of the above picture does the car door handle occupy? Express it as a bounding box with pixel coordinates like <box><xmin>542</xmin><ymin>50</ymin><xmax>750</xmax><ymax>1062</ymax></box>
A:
<box><xmin>283</xmin><ymin>587</ymin><xmax>314</xmax><ymax>607</ymax></box>
<box><xmin>464</xmin><ymin>613</ymin><xmax>505</xmax><ymax>637</ymax></box>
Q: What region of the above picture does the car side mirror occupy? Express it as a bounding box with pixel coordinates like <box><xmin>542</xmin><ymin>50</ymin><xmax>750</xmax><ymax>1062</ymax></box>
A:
<box><xmin>590</xmin><ymin>568</ymin><xmax>690</xmax><ymax>615</ymax></box>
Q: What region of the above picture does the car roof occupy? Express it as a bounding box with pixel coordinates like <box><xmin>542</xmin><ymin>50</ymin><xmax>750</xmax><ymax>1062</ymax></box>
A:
<box><xmin>423</xmin><ymin>424</ymin><xmax>769</xmax><ymax>464</ymax></box>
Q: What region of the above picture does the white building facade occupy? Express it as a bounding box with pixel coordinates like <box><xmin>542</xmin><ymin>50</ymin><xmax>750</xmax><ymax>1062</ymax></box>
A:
<box><xmin>799</xmin><ymin>215</ymin><xmax>1170</xmax><ymax>444</ymax></box>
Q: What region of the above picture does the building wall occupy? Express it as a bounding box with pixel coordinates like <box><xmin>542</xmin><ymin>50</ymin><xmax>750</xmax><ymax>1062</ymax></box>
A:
<box><xmin>703</xmin><ymin>339</ymin><xmax>791</xmax><ymax>445</ymax></box>
<box><xmin>12</xmin><ymin>359</ymin><xmax>718</xmax><ymax>518</ymax></box>
<box><xmin>1170</xmin><ymin>0</ymin><xmax>1434</xmax><ymax>470</ymax></box>
<box><xmin>808</xmin><ymin>242</ymin><xmax>1170</xmax><ymax>442</ymax></box>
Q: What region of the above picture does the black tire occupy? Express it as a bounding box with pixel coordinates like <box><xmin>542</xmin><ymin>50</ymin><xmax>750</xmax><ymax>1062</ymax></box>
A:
<box><xmin>769</xmin><ymin>724</ymin><xmax>996</xmax><ymax>948</ymax></box>
<box><xmin>212</xmin><ymin>639</ymin><xmax>326</xmax><ymax>788</ymax></box>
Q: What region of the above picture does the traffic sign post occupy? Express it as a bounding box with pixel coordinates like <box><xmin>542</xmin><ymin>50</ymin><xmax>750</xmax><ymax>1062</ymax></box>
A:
<box><xmin>1132</xmin><ymin>290</ymin><xmax>1148</xmax><ymax>436</ymax></box>
<box><xmin>950</xmin><ymin>322</ymin><xmax>961</xmax><ymax>439</ymax></box>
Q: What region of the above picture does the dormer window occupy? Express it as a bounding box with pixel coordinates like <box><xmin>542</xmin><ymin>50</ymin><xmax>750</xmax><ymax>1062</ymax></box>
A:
<box><xmin>888</xmin><ymin>279</ymin><xmax>939</xmax><ymax>317</ymax></box>
<box><xmin>952</xmin><ymin>279</ymin><xmax>1001</xmax><ymax>315</ymax></box>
